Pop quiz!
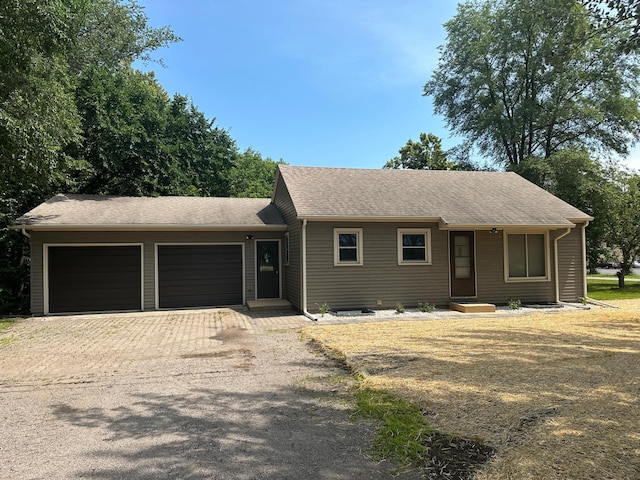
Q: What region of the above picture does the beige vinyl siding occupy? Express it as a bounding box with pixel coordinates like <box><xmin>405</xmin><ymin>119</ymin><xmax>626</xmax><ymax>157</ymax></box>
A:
<box><xmin>29</xmin><ymin>230</ymin><xmax>269</xmax><ymax>316</ymax></box>
<box><xmin>556</xmin><ymin>225</ymin><xmax>585</xmax><ymax>302</ymax></box>
<box><xmin>306</xmin><ymin>222</ymin><xmax>449</xmax><ymax>311</ymax></box>
<box><xmin>475</xmin><ymin>230</ymin><xmax>555</xmax><ymax>304</ymax></box>
<box><xmin>272</xmin><ymin>175</ymin><xmax>302</xmax><ymax>310</ymax></box>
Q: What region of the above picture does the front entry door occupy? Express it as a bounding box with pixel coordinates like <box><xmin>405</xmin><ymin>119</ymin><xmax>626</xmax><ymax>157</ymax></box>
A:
<box><xmin>256</xmin><ymin>241</ymin><xmax>280</xmax><ymax>298</ymax></box>
<box><xmin>450</xmin><ymin>231</ymin><xmax>476</xmax><ymax>297</ymax></box>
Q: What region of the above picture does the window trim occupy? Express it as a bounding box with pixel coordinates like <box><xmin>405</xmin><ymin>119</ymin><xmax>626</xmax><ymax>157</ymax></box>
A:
<box><xmin>334</xmin><ymin>228</ymin><xmax>363</xmax><ymax>266</ymax></box>
<box><xmin>503</xmin><ymin>231</ymin><xmax>551</xmax><ymax>282</ymax></box>
<box><xmin>397</xmin><ymin>228</ymin><xmax>432</xmax><ymax>265</ymax></box>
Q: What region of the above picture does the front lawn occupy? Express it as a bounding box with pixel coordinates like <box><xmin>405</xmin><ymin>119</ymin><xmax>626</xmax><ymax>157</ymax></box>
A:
<box><xmin>303</xmin><ymin>302</ymin><xmax>640</xmax><ymax>479</ymax></box>
<box><xmin>587</xmin><ymin>279</ymin><xmax>640</xmax><ymax>300</ymax></box>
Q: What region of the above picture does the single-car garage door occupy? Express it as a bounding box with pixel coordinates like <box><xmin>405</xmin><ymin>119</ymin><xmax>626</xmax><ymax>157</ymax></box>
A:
<box><xmin>47</xmin><ymin>245</ymin><xmax>142</xmax><ymax>314</ymax></box>
<box><xmin>157</xmin><ymin>245</ymin><xmax>243</xmax><ymax>309</ymax></box>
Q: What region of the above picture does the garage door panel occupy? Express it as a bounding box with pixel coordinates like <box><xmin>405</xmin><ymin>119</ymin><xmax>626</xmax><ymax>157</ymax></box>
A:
<box><xmin>158</xmin><ymin>245</ymin><xmax>243</xmax><ymax>309</ymax></box>
<box><xmin>48</xmin><ymin>246</ymin><xmax>142</xmax><ymax>314</ymax></box>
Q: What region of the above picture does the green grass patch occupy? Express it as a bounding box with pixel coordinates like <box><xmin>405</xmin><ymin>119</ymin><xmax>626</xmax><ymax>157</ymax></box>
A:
<box><xmin>0</xmin><ymin>319</ymin><xmax>17</xmax><ymax>346</ymax></box>
<box><xmin>0</xmin><ymin>319</ymin><xmax>16</xmax><ymax>333</ymax></box>
<box><xmin>587</xmin><ymin>279</ymin><xmax>640</xmax><ymax>300</ymax></box>
<box><xmin>354</xmin><ymin>387</ymin><xmax>431</xmax><ymax>465</ymax></box>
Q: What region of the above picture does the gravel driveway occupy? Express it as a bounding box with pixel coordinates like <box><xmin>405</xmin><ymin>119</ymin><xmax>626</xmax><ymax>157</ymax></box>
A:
<box><xmin>0</xmin><ymin>308</ymin><xmax>422</xmax><ymax>479</ymax></box>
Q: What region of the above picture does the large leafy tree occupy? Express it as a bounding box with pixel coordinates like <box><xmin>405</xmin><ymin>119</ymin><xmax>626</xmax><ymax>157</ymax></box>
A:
<box><xmin>510</xmin><ymin>149</ymin><xmax>608</xmax><ymax>272</ymax></box>
<box><xmin>0</xmin><ymin>0</ymin><xmax>179</xmax><ymax>313</ymax></box>
<box><xmin>228</xmin><ymin>149</ymin><xmax>287</xmax><ymax>198</ymax></box>
<box><xmin>383</xmin><ymin>133</ymin><xmax>454</xmax><ymax>170</ymax></box>
<box><xmin>165</xmin><ymin>94</ymin><xmax>237</xmax><ymax>197</ymax></box>
<box><xmin>601</xmin><ymin>169</ymin><xmax>640</xmax><ymax>277</ymax></box>
<box><xmin>424</xmin><ymin>0</ymin><xmax>640</xmax><ymax>166</ymax></box>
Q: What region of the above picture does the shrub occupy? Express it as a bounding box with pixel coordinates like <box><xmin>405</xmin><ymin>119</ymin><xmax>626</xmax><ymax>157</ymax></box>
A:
<box><xmin>417</xmin><ymin>301</ymin><xmax>436</xmax><ymax>313</ymax></box>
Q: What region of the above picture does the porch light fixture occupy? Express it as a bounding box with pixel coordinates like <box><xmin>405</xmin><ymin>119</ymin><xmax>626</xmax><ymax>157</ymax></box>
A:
<box><xmin>246</xmin><ymin>235</ymin><xmax>254</xmax><ymax>241</ymax></box>
<box><xmin>490</xmin><ymin>228</ymin><xmax>498</xmax><ymax>234</ymax></box>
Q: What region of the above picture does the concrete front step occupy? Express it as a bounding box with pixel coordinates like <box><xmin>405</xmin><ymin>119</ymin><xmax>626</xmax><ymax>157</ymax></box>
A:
<box><xmin>449</xmin><ymin>302</ymin><xmax>496</xmax><ymax>313</ymax></box>
<box><xmin>246</xmin><ymin>299</ymin><xmax>292</xmax><ymax>311</ymax></box>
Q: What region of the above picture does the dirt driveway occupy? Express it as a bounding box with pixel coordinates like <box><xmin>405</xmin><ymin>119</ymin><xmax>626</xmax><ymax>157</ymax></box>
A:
<box><xmin>0</xmin><ymin>308</ymin><xmax>421</xmax><ymax>480</ymax></box>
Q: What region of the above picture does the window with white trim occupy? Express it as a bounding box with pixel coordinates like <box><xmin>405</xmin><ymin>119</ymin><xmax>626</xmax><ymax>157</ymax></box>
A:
<box><xmin>334</xmin><ymin>228</ymin><xmax>363</xmax><ymax>266</ymax></box>
<box><xmin>397</xmin><ymin>229</ymin><xmax>431</xmax><ymax>265</ymax></box>
<box><xmin>505</xmin><ymin>232</ymin><xmax>548</xmax><ymax>280</ymax></box>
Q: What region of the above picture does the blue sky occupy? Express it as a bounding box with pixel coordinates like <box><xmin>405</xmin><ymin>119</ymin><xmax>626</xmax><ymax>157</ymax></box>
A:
<box><xmin>136</xmin><ymin>0</ymin><xmax>640</xmax><ymax>171</ymax></box>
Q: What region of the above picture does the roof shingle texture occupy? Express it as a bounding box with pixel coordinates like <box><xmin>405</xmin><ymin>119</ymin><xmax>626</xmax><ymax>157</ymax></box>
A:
<box><xmin>16</xmin><ymin>194</ymin><xmax>285</xmax><ymax>227</ymax></box>
<box><xmin>277</xmin><ymin>165</ymin><xmax>591</xmax><ymax>226</ymax></box>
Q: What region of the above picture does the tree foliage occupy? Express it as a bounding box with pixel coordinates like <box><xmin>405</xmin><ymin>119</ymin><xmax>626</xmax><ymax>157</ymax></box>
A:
<box><xmin>0</xmin><ymin>0</ymin><xmax>273</xmax><ymax>314</ymax></box>
<box><xmin>601</xmin><ymin>169</ymin><xmax>640</xmax><ymax>275</ymax></box>
<box><xmin>424</xmin><ymin>0</ymin><xmax>640</xmax><ymax>166</ymax></box>
<box><xmin>228</xmin><ymin>149</ymin><xmax>287</xmax><ymax>198</ymax></box>
<box><xmin>383</xmin><ymin>133</ymin><xmax>454</xmax><ymax>170</ymax></box>
<box><xmin>582</xmin><ymin>0</ymin><xmax>640</xmax><ymax>51</ymax></box>
<box><xmin>510</xmin><ymin>149</ymin><xmax>608</xmax><ymax>271</ymax></box>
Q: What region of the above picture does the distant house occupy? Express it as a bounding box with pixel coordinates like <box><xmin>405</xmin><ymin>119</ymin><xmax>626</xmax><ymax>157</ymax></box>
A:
<box><xmin>14</xmin><ymin>165</ymin><xmax>592</xmax><ymax>316</ymax></box>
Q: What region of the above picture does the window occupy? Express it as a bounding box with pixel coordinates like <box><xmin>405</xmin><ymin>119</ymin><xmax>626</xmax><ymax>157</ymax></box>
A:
<box><xmin>505</xmin><ymin>232</ymin><xmax>548</xmax><ymax>280</ymax></box>
<box><xmin>334</xmin><ymin>228</ymin><xmax>363</xmax><ymax>266</ymax></box>
<box><xmin>283</xmin><ymin>232</ymin><xmax>290</xmax><ymax>266</ymax></box>
<box><xmin>397</xmin><ymin>229</ymin><xmax>431</xmax><ymax>265</ymax></box>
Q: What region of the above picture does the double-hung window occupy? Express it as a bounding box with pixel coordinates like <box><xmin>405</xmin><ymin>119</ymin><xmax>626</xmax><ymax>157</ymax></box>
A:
<box><xmin>397</xmin><ymin>229</ymin><xmax>431</xmax><ymax>265</ymax></box>
<box><xmin>505</xmin><ymin>232</ymin><xmax>548</xmax><ymax>281</ymax></box>
<box><xmin>334</xmin><ymin>228</ymin><xmax>363</xmax><ymax>266</ymax></box>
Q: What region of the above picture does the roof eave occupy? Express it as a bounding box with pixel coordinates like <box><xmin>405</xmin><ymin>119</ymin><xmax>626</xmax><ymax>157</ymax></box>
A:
<box><xmin>439</xmin><ymin>222</ymin><xmax>577</xmax><ymax>230</ymax></box>
<box><xmin>296</xmin><ymin>215</ymin><xmax>444</xmax><ymax>223</ymax></box>
<box><xmin>12</xmin><ymin>224</ymin><xmax>288</xmax><ymax>232</ymax></box>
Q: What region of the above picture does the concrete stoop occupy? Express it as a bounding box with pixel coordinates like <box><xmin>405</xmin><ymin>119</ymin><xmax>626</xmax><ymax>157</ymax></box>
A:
<box><xmin>246</xmin><ymin>299</ymin><xmax>293</xmax><ymax>312</ymax></box>
<box><xmin>449</xmin><ymin>302</ymin><xmax>496</xmax><ymax>313</ymax></box>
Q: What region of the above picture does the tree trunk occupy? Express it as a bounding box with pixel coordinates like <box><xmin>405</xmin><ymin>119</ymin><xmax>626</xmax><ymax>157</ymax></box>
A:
<box><xmin>617</xmin><ymin>271</ymin><xmax>625</xmax><ymax>288</ymax></box>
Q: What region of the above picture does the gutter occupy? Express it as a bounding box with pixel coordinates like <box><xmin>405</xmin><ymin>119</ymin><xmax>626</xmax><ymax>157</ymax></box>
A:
<box><xmin>10</xmin><ymin>224</ymin><xmax>288</xmax><ymax>232</ymax></box>
<box><xmin>554</xmin><ymin>227</ymin><xmax>572</xmax><ymax>303</ymax></box>
<box><xmin>300</xmin><ymin>219</ymin><xmax>317</xmax><ymax>321</ymax></box>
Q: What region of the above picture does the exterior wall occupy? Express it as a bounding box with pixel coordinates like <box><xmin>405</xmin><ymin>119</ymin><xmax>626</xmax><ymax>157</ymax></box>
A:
<box><xmin>304</xmin><ymin>223</ymin><xmax>576</xmax><ymax>311</ymax></box>
<box><xmin>305</xmin><ymin>221</ymin><xmax>450</xmax><ymax>311</ymax></box>
<box><xmin>474</xmin><ymin>230</ymin><xmax>556</xmax><ymax>304</ymax></box>
<box><xmin>272</xmin><ymin>175</ymin><xmax>302</xmax><ymax>310</ymax></box>
<box><xmin>556</xmin><ymin>225</ymin><xmax>586</xmax><ymax>302</ymax></box>
<box><xmin>29</xmin><ymin>230</ymin><xmax>284</xmax><ymax>316</ymax></box>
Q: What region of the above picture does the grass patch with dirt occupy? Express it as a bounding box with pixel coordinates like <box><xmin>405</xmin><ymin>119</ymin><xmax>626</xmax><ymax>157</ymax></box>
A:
<box><xmin>588</xmin><ymin>279</ymin><xmax>640</xmax><ymax>300</ymax></box>
<box><xmin>303</xmin><ymin>301</ymin><xmax>640</xmax><ymax>479</ymax></box>
<box><xmin>0</xmin><ymin>319</ymin><xmax>18</xmax><ymax>346</ymax></box>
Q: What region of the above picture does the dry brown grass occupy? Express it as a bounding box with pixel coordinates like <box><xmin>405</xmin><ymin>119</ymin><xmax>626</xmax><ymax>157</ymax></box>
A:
<box><xmin>303</xmin><ymin>300</ymin><xmax>640</xmax><ymax>479</ymax></box>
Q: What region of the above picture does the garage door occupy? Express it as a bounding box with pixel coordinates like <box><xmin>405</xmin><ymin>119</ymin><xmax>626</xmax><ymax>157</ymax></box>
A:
<box><xmin>47</xmin><ymin>245</ymin><xmax>142</xmax><ymax>314</ymax></box>
<box><xmin>157</xmin><ymin>245</ymin><xmax>243</xmax><ymax>309</ymax></box>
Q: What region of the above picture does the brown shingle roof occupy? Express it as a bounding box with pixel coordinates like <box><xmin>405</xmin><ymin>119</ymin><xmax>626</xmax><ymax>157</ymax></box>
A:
<box><xmin>276</xmin><ymin>165</ymin><xmax>592</xmax><ymax>227</ymax></box>
<box><xmin>15</xmin><ymin>194</ymin><xmax>286</xmax><ymax>230</ymax></box>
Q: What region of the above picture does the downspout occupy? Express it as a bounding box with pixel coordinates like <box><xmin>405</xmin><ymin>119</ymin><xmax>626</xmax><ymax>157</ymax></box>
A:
<box><xmin>21</xmin><ymin>228</ymin><xmax>31</xmax><ymax>239</ymax></box>
<box><xmin>582</xmin><ymin>221</ymin><xmax>590</xmax><ymax>300</ymax></box>
<box><xmin>301</xmin><ymin>219</ymin><xmax>317</xmax><ymax>321</ymax></box>
<box><xmin>554</xmin><ymin>228</ymin><xmax>572</xmax><ymax>303</ymax></box>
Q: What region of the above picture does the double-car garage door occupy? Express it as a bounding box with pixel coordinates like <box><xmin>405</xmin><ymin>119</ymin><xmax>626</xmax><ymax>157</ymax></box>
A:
<box><xmin>46</xmin><ymin>244</ymin><xmax>243</xmax><ymax>314</ymax></box>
